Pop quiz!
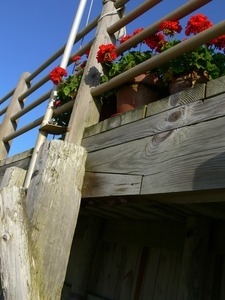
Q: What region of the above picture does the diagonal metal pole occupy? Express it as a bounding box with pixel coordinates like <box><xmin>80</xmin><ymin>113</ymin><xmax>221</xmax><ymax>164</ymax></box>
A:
<box><xmin>24</xmin><ymin>0</ymin><xmax>88</xmax><ymax>189</ymax></box>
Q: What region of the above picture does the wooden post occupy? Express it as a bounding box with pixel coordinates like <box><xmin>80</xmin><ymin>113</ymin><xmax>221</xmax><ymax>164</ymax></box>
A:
<box><xmin>25</xmin><ymin>140</ymin><xmax>87</xmax><ymax>299</ymax></box>
<box><xmin>178</xmin><ymin>216</ymin><xmax>211</xmax><ymax>300</ymax></box>
<box><xmin>0</xmin><ymin>72</ymin><xmax>30</xmax><ymax>160</ymax></box>
<box><xmin>65</xmin><ymin>0</ymin><xmax>124</xmax><ymax>145</ymax></box>
<box><xmin>0</xmin><ymin>167</ymin><xmax>32</xmax><ymax>299</ymax></box>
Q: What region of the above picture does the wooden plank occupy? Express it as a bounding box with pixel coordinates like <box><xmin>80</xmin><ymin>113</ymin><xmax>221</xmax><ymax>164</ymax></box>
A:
<box><xmin>83</xmin><ymin>105</ymin><xmax>147</xmax><ymax>138</ymax></box>
<box><xmin>206</xmin><ymin>75</ymin><xmax>225</xmax><ymax>98</ymax></box>
<box><xmin>119</xmin><ymin>244</ymin><xmax>143</xmax><ymax>300</ymax></box>
<box><xmin>178</xmin><ymin>217</ymin><xmax>211</xmax><ymax>300</ymax></box>
<box><xmin>165</xmin><ymin>250</ymin><xmax>182</xmax><ymax>300</ymax></box>
<box><xmin>25</xmin><ymin>140</ymin><xmax>87</xmax><ymax>299</ymax></box>
<box><xmin>153</xmin><ymin>249</ymin><xmax>178</xmax><ymax>299</ymax></box>
<box><xmin>82</xmin><ymin>172</ymin><xmax>142</xmax><ymax>197</ymax></box>
<box><xmin>69</xmin><ymin>216</ymin><xmax>103</xmax><ymax>298</ymax></box>
<box><xmin>146</xmin><ymin>82</ymin><xmax>206</xmax><ymax>117</ymax></box>
<box><xmin>139</xmin><ymin>248</ymin><xmax>161</xmax><ymax>299</ymax></box>
<box><xmin>82</xmin><ymin>93</ymin><xmax>225</xmax><ymax>152</ymax></box>
<box><xmin>84</xmin><ymin>115</ymin><xmax>225</xmax><ymax>195</ymax></box>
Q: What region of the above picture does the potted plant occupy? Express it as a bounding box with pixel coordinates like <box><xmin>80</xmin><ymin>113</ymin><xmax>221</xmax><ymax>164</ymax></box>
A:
<box><xmin>96</xmin><ymin>28</ymin><xmax>166</xmax><ymax>115</ymax></box>
<box><xmin>49</xmin><ymin>55</ymin><xmax>87</xmax><ymax>126</ymax></box>
<box><xmin>146</xmin><ymin>13</ymin><xmax>225</xmax><ymax>94</ymax></box>
<box><xmin>97</xmin><ymin>14</ymin><xmax>225</xmax><ymax>102</ymax></box>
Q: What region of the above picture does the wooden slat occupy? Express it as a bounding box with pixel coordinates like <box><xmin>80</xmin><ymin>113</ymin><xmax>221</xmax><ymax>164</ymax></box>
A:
<box><xmin>82</xmin><ymin>93</ymin><xmax>225</xmax><ymax>152</ymax></box>
<box><xmin>84</xmin><ymin>115</ymin><xmax>225</xmax><ymax>195</ymax></box>
<box><xmin>82</xmin><ymin>172</ymin><xmax>142</xmax><ymax>197</ymax></box>
<box><xmin>206</xmin><ymin>75</ymin><xmax>225</xmax><ymax>98</ymax></box>
<box><xmin>83</xmin><ymin>105</ymin><xmax>147</xmax><ymax>138</ymax></box>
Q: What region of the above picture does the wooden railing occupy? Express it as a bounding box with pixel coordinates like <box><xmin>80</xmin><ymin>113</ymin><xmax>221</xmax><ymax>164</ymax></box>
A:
<box><xmin>0</xmin><ymin>0</ymin><xmax>224</xmax><ymax>161</ymax></box>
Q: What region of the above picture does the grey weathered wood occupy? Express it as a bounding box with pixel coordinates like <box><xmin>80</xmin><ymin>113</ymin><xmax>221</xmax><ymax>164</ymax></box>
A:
<box><xmin>0</xmin><ymin>72</ymin><xmax>30</xmax><ymax>160</ymax></box>
<box><xmin>82</xmin><ymin>93</ymin><xmax>225</xmax><ymax>152</ymax></box>
<box><xmin>178</xmin><ymin>217</ymin><xmax>211</xmax><ymax>300</ymax></box>
<box><xmin>82</xmin><ymin>172</ymin><xmax>142</xmax><ymax>197</ymax></box>
<box><xmin>206</xmin><ymin>75</ymin><xmax>225</xmax><ymax>98</ymax></box>
<box><xmin>0</xmin><ymin>149</ymin><xmax>32</xmax><ymax>186</ymax></box>
<box><xmin>0</xmin><ymin>166</ymin><xmax>27</xmax><ymax>188</ymax></box>
<box><xmin>25</xmin><ymin>140</ymin><xmax>87</xmax><ymax>299</ymax></box>
<box><xmin>83</xmin><ymin>105</ymin><xmax>147</xmax><ymax>138</ymax></box>
<box><xmin>146</xmin><ymin>82</ymin><xmax>206</xmax><ymax>117</ymax></box>
<box><xmin>0</xmin><ymin>167</ymin><xmax>32</xmax><ymax>300</ymax></box>
<box><xmin>84</xmin><ymin>115</ymin><xmax>225</xmax><ymax>196</ymax></box>
<box><xmin>65</xmin><ymin>0</ymin><xmax>123</xmax><ymax>145</ymax></box>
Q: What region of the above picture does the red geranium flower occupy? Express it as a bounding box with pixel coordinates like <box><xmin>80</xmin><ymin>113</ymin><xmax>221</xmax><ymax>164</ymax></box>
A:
<box><xmin>145</xmin><ymin>33</ymin><xmax>166</xmax><ymax>52</ymax></box>
<box><xmin>185</xmin><ymin>13</ymin><xmax>213</xmax><ymax>36</ymax></box>
<box><xmin>210</xmin><ymin>34</ymin><xmax>225</xmax><ymax>51</ymax></box>
<box><xmin>96</xmin><ymin>44</ymin><xmax>118</xmax><ymax>63</ymax></box>
<box><xmin>158</xmin><ymin>20</ymin><xmax>182</xmax><ymax>36</ymax></box>
<box><xmin>133</xmin><ymin>28</ymin><xmax>144</xmax><ymax>35</ymax></box>
<box><xmin>120</xmin><ymin>34</ymin><xmax>133</xmax><ymax>44</ymax></box>
<box><xmin>50</xmin><ymin>67</ymin><xmax>67</xmax><ymax>85</ymax></box>
<box><xmin>72</xmin><ymin>55</ymin><xmax>81</xmax><ymax>62</ymax></box>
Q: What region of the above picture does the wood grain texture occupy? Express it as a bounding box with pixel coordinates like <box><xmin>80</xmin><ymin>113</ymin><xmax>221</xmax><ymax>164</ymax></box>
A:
<box><xmin>82</xmin><ymin>172</ymin><xmax>142</xmax><ymax>197</ymax></box>
<box><xmin>0</xmin><ymin>167</ymin><xmax>32</xmax><ymax>300</ymax></box>
<box><xmin>0</xmin><ymin>149</ymin><xmax>32</xmax><ymax>185</ymax></box>
<box><xmin>65</xmin><ymin>1</ymin><xmax>123</xmax><ymax>145</ymax></box>
<box><xmin>84</xmin><ymin>113</ymin><xmax>225</xmax><ymax>195</ymax></box>
<box><xmin>82</xmin><ymin>93</ymin><xmax>225</xmax><ymax>152</ymax></box>
<box><xmin>146</xmin><ymin>82</ymin><xmax>206</xmax><ymax>117</ymax></box>
<box><xmin>206</xmin><ymin>75</ymin><xmax>225</xmax><ymax>98</ymax></box>
<box><xmin>25</xmin><ymin>140</ymin><xmax>87</xmax><ymax>299</ymax></box>
<box><xmin>83</xmin><ymin>105</ymin><xmax>147</xmax><ymax>138</ymax></box>
<box><xmin>178</xmin><ymin>217</ymin><xmax>211</xmax><ymax>300</ymax></box>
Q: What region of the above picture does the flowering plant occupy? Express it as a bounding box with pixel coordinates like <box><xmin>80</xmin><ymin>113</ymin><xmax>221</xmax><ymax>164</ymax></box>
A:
<box><xmin>49</xmin><ymin>55</ymin><xmax>87</xmax><ymax>126</ymax></box>
<box><xmin>146</xmin><ymin>14</ymin><xmax>225</xmax><ymax>90</ymax></box>
<box><xmin>96</xmin><ymin>28</ymin><xmax>162</xmax><ymax>93</ymax></box>
<box><xmin>97</xmin><ymin>14</ymin><xmax>225</xmax><ymax>95</ymax></box>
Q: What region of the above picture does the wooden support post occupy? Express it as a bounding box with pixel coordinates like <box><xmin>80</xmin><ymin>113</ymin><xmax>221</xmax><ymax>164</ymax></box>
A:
<box><xmin>25</xmin><ymin>140</ymin><xmax>87</xmax><ymax>299</ymax></box>
<box><xmin>178</xmin><ymin>216</ymin><xmax>211</xmax><ymax>300</ymax></box>
<box><xmin>65</xmin><ymin>0</ymin><xmax>124</xmax><ymax>145</ymax></box>
<box><xmin>0</xmin><ymin>72</ymin><xmax>30</xmax><ymax>159</ymax></box>
<box><xmin>0</xmin><ymin>167</ymin><xmax>32</xmax><ymax>299</ymax></box>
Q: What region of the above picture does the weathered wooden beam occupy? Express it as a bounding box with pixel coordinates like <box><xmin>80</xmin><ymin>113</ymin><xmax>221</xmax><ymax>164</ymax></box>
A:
<box><xmin>83</xmin><ymin>97</ymin><xmax>225</xmax><ymax>195</ymax></box>
<box><xmin>65</xmin><ymin>0</ymin><xmax>123</xmax><ymax>145</ymax></box>
<box><xmin>0</xmin><ymin>72</ymin><xmax>30</xmax><ymax>160</ymax></box>
<box><xmin>178</xmin><ymin>217</ymin><xmax>211</xmax><ymax>300</ymax></box>
<box><xmin>82</xmin><ymin>172</ymin><xmax>142</xmax><ymax>197</ymax></box>
<box><xmin>0</xmin><ymin>167</ymin><xmax>32</xmax><ymax>299</ymax></box>
<box><xmin>25</xmin><ymin>140</ymin><xmax>87</xmax><ymax>299</ymax></box>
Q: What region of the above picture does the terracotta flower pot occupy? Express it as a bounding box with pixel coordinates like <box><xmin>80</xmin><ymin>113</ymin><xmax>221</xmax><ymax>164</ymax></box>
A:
<box><xmin>169</xmin><ymin>70</ymin><xmax>210</xmax><ymax>94</ymax></box>
<box><xmin>116</xmin><ymin>73</ymin><xmax>163</xmax><ymax>114</ymax></box>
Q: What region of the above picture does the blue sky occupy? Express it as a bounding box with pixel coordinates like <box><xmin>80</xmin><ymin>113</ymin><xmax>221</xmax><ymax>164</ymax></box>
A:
<box><xmin>0</xmin><ymin>0</ymin><xmax>224</xmax><ymax>155</ymax></box>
